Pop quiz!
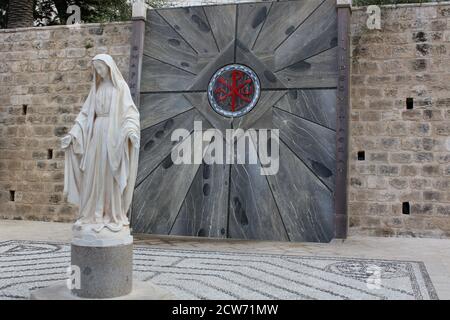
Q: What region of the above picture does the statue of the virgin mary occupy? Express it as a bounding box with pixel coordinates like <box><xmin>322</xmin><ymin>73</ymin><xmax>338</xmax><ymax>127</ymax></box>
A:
<box><xmin>61</xmin><ymin>54</ymin><xmax>140</xmax><ymax>244</ymax></box>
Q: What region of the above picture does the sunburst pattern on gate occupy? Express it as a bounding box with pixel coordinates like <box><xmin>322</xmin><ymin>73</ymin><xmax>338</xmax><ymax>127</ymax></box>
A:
<box><xmin>132</xmin><ymin>0</ymin><xmax>339</xmax><ymax>242</ymax></box>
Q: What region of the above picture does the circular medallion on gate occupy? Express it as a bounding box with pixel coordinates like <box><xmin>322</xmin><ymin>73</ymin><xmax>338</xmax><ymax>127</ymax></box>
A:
<box><xmin>208</xmin><ymin>64</ymin><xmax>260</xmax><ymax>118</ymax></box>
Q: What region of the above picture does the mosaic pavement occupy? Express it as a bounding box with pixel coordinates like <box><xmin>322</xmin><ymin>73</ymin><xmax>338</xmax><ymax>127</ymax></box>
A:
<box><xmin>0</xmin><ymin>240</ymin><xmax>438</xmax><ymax>300</ymax></box>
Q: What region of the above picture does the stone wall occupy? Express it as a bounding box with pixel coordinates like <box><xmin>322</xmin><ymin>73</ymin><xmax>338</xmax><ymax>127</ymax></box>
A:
<box><xmin>0</xmin><ymin>2</ymin><xmax>449</xmax><ymax>239</ymax></box>
<box><xmin>349</xmin><ymin>3</ymin><xmax>450</xmax><ymax>238</ymax></box>
<box><xmin>0</xmin><ymin>22</ymin><xmax>132</xmax><ymax>222</ymax></box>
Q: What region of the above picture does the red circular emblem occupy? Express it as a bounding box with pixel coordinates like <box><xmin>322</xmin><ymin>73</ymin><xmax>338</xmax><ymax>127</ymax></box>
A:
<box><xmin>208</xmin><ymin>64</ymin><xmax>260</xmax><ymax>118</ymax></box>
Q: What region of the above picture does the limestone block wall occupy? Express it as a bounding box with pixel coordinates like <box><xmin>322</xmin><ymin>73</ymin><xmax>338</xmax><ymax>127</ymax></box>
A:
<box><xmin>0</xmin><ymin>22</ymin><xmax>132</xmax><ymax>222</ymax></box>
<box><xmin>349</xmin><ymin>4</ymin><xmax>450</xmax><ymax>238</ymax></box>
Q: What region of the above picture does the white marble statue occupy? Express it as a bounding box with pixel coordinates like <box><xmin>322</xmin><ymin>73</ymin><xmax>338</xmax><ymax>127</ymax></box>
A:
<box><xmin>61</xmin><ymin>54</ymin><xmax>140</xmax><ymax>245</ymax></box>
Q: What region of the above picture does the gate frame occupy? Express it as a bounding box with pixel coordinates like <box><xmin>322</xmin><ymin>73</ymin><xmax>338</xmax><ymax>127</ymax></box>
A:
<box><xmin>335</xmin><ymin>0</ymin><xmax>352</xmax><ymax>239</ymax></box>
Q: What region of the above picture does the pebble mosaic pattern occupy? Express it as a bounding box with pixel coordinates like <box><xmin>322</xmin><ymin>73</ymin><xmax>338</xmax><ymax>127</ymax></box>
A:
<box><xmin>0</xmin><ymin>240</ymin><xmax>438</xmax><ymax>300</ymax></box>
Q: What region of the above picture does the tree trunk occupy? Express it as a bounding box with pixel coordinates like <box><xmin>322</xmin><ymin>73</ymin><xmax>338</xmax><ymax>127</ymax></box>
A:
<box><xmin>7</xmin><ymin>0</ymin><xmax>34</xmax><ymax>28</ymax></box>
<box><xmin>53</xmin><ymin>0</ymin><xmax>69</xmax><ymax>25</ymax></box>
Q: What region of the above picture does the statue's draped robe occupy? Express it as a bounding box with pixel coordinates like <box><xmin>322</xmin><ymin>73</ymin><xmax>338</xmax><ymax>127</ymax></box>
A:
<box><xmin>61</xmin><ymin>54</ymin><xmax>140</xmax><ymax>231</ymax></box>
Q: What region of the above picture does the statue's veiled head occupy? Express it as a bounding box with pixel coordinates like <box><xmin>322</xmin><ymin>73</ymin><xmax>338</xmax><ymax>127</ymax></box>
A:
<box><xmin>93</xmin><ymin>60</ymin><xmax>110</xmax><ymax>80</ymax></box>
<box><xmin>91</xmin><ymin>54</ymin><xmax>125</xmax><ymax>91</ymax></box>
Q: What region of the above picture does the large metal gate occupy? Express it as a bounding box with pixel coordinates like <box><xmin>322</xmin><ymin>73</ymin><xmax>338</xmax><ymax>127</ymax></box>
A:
<box><xmin>131</xmin><ymin>0</ymin><xmax>343</xmax><ymax>242</ymax></box>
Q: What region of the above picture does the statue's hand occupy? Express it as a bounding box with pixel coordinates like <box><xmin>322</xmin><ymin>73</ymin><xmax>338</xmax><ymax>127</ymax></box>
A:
<box><xmin>61</xmin><ymin>134</ymin><xmax>72</xmax><ymax>149</ymax></box>
<box><xmin>128</xmin><ymin>133</ymin><xmax>140</xmax><ymax>148</ymax></box>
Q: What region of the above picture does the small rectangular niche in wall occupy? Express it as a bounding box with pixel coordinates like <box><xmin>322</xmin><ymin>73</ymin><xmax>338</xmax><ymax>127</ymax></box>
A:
<box><xmin>47</xmin><ymin>149</ymin><xmax>53</xmax><ymax>159</ymax></box>
<box><xmin>406</xmin><ymin>98</ymin><xmax>414</xmax><ymax>110</ymax></box>
<box><xmin>357</xmin><ymin>151</ymin><xmax>365</xmax><ymax>161</ymax></box>
<box><xmin>402</xmin><ymin>202</ymin><xmax>410</xmax><ymax>215</ymax></box>
<box><xmin>22</xmin><ymin>105</ymin><xmax>28</xmax><ymax>115</ymax></box>
<box><xmin>9</xmin><ymin>190</ymin><xmax>15</xmax><ymax>202</ymax></box>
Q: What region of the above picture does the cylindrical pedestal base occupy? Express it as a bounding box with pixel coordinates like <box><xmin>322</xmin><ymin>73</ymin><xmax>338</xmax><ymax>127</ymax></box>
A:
<box><xmin>71</xmin><ymin>243</ymin><xmax>133</xmax><ymax>299</ymax></box>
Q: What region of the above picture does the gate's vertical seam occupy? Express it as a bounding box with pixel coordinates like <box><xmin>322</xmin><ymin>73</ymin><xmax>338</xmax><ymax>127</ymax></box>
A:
<box><xmin>233</xmin><ymin>4</ymin><xmax>239</xmax><ymax>64</ymax></box>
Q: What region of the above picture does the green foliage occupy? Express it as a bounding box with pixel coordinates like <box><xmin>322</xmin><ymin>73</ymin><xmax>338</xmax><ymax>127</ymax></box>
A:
<box><xmin>0</xmin><ymin>0</ymin><xmax>7</xmax><ymax>28</ymax></box>
<box><xmin>1</xmin><ymin>0</ymin><xmax>166</xmax><ymax>28</ymax></box>
<box><xmin>54</xmin><ymin>0</ymin><xmax>132</xmax><ymax>25</ymax></box>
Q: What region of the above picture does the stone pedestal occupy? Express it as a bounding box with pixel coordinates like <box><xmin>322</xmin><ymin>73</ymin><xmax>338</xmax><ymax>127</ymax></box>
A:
<box><xmin>71</xmin><ymin>243</ymin><xmax>132</xmax><ymax>299</ymax></box>
<box><xmin>30</xmin><ymin>224</ymin><xmax>175</xmax><ymax>300</ymax></box>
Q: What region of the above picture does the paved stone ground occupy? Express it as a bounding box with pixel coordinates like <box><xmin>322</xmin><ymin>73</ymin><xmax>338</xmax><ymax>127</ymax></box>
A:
<box><xmin>0</xmin><ymin>240</ymin><xmax>437</xmax><ymax>300</ymax></box>
<box><xmin>0</xmin><ymin>220</ymin><xmax>449</xmax><ymax>299</ymax></box>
